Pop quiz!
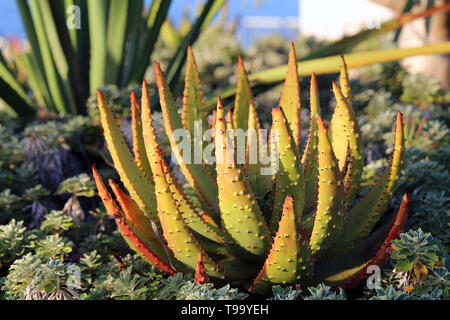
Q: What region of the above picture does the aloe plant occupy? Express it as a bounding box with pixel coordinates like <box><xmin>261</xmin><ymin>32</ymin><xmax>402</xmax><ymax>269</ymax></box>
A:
<box><xmin>0</xmin><ymin>0</ymin><xmax>224</xmax><ymax>117</ymax></box>
<box><xmin>92</xmin><ymin>47</ymin><xmax>409</xmax><ymax>293</ymax></box>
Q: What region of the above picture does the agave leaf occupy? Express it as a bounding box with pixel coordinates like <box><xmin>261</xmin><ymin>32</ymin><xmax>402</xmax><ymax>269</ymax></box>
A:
<box><xmin>216</xmin><ymin>97</ymin><xmax>271</xmax><ymax>262</ymax></box>
<box><xmin>154</xmin><ymin>62</ymin><xmax>219</xmax><ymax>217</ymax></box>
<box><xmin>233</xmin><ymin>56</ymin><xmax>254</xmax><ymax>132</ymax></box>
<box><xmin>163</xmin><ymin>0</ymin><xmax>225</xmax><ymax>92</ymax></box>
<box><xmin>131</xmin><ymin>0</ymin><xmax>171</xmax><ymax>84</ymax></box>
<box><xmin>248</xmin><ymin>195</ymin><xmax>313</xmax><ymax>294</ymax></box>
<box><xmin>279</xmin><ymin>43</ymin><xmax>301</xmax><ymax>147</ymax></box>
<box><xmin>0</xmin><ymin>56</ymin><xmax>34</xmax><ymax>116</ymax></box>
<box><xmin>302</xmin><ymin>73</ymin><xmax>321</xmax><ymax>214</ymax></box>
<box><xmin>34</xmin><ymin>0</ymin><xmax>78</xmax><ymax>113</ymax></box>
<box><xmin>205</xmin><ymin>42</ymin><xmax>450</xmax><ymax>111</ymax></box>
<box><xmin>16</xmin><ymin>52</ymin><xmax>48</xmax><ymax>107</ymax></box>
<box><xmin>269</xmin><ymin>107</ymin><xmax>305</xmax><ymax>234</ymax></box>
<box><xmin>309</xmin><ymin>116</ymin><xmax>346</xmax><ymax>261</ymax></box>
<box><xmin>97</xmin><ymin>90</ymin><xmax>158</xmax><ymax>224</ymax></box>
<box><xmin>333</xmin><ymin>112</ymin><xmax>405</xmax><ymax>256</ymax></box>
<box><xmin>28</xmin><ymin>0</ymin><xmax>70</xmax><ymax>113</ymax></box>
<box><xmin>87</xmin><ymin>0</ymin><xmax>108</xmax><ymax>94</ymax></box>
<box><xmin>16</xmin><ymin>0</ymin><xmax>46</xmax><ymax>85</ymax></box>
<box><xmin>92</xmin><ymin>165</ymin><xmax>177</xmax><ymax>275</ymax></box>
<box><xmin>105</xmin><ymin>0</ymin><xmax>130</xmax><ymax>84</ymax></box>
<box><xmin>119</xmin><ymin>0</ymin><xmax>144</xmax><ymax>86</ymax></box>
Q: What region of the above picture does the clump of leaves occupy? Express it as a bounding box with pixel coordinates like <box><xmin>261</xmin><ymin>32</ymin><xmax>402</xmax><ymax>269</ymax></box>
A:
<box><xmin>155</xmin><ymin>273</ymin><xmax>248</xmax><ymax>300</ymax></box>
<box><xmin>400</xmin><ymin>73</ymin><xmax>446</xmax><ymax>108</ymax></box>
<box><xmin>386</xmin><ymin>229</ymin><xmax>448</xmax><ymax>298</ymax></box>
<box><xmin>102</xmin><ymin>267</ymin><xmax>157</xmax><ymax>300</ymax></box>
<box><xmin>2</xmin><ymin>253</ymin><xmax>80</xmax><ymax>300</ymax></box>
<box><xmin>303</xmin><ymin>284</ymin><xmax>347</xmax><ymax>300</ymax></box>
<box><xmin>391</xmin><ymin>229</ymin><xmax>444</xmax><ymax>273</ymax></box>
<box><xmin>40</xmin><ymin>210</ymin><xmax>76</xmax><ymax>234</ymax></box>
<box><xmin>369</xmin><ymin>285</ymin><xmax>416</xmax><ymax>300</ymax></box>
<box><xmin>268</xmin><ymin>285</ymin><xmax>301</xmax><ymax>300</ymax></box>
<box><xmin>0</xmin><ymin>219</ymin><xmax>36</xmax><ymax>268</ymax></box>
<box><xmin>35</xmin><ymin>234</ymin><xmax>73</xmax><ymax>260</ymax></box>
<box><xmin>55</xmin><ymin>174</ymin><xmax>96</xmax><ymax>197</ymax></box>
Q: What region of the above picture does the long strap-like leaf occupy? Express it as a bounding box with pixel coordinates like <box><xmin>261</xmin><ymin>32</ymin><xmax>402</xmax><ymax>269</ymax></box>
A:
<box><xmin>205</xmin><ymin>42</ymin><xmax>450</xmax><ymax>111</ymax></box>
<box><xmin>104</xmin><ymin>0</ymin><xmax>130</xmax><ymax>85</ymax></box>
<box><xmin>87</xmin><ymin>0</ymin><xmax>108</xmax><ymax>94</ymax></box>
<box><xmin>130</xmin><ymin>0</ymin><xmax>171</xmax><ymax>84</ymax></box>
<box><xmin>0</xmin><ymin>54</ymin><xmax>34</xmax><ymax>116</ymax></box>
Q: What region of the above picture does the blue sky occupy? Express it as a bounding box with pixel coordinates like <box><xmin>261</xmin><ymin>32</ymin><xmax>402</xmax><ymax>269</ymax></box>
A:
<box><xmin>0</xmin><ymin>0</ymin><xmax>300</xmax><ymax>43</ymax></box>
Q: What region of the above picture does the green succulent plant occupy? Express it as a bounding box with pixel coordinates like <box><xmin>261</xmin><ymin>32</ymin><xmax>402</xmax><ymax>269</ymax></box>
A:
<box><xmin>92</xmin><ymin>46</ymin><xmax>408</xmax><ymax>294</ymax></box>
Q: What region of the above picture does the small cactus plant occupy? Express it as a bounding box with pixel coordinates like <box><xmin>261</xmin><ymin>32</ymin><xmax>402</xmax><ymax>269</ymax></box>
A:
<box><xmin>92</xmin><ymin>45</ymin><xmax>408</xmax><ymax>293</ymax></box>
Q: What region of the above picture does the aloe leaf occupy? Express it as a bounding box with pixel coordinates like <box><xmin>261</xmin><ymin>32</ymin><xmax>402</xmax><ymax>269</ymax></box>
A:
<box><xmin>269</xmin><ymin>107</ymin><xmax>305</xmax><ymax>235</ymax></box>
<box><xmin>232</xmin><ymin>56</ymin><xmax>254</xmax><ymax>132</ymax></box>
<box><xmin>248</xmin><ymin>195</ymin><xmax>313</xmax><ymax>294</ymax></box>
<box><xmin>140</xmin><ymin>80</ymin><xmax>221</xmax><ymax>242</ymax></box>
<box><xmin>130</xmin><ymin>91</ymin><xmax>152</xmax><ymax>178</ymax></box>
<box><xmin>92</xmin><ymin>165</ymin><xmax>177</xmax><ymax>275</ymax></box>
<box><xmin>182</xmin><ymin>46</ymin><xmax>208</xmax><ymax>156</ymax></box>
<box><xmin>154</xmin><ymin>62</ymin><xmax>219</xmax><ymax>217</ymax></box>
<box><xmin>215</xmin><ymin>97</ymin><xmax>271</xmax><ymax>263</ymax></box>
<box><xmin>309</xmin><ymin>116</ymin><xmax>346</xmax><ymax>261</ymax></box>
<box><xmin>152</xmin><ymin>148</ymin><xmax>232</xmax><ymax>279</ymax></box>
<box><xmin>333</xmin><ymin>112</ymin><xmax>405</xmax><ymax>256</ymax></box>
<box><xmin>97</xmin><ymin>90</ymin><xmax>158</xmax><ymax>224</ymax></box>
<box><xmin>246</xmin><ymin>102</ymin><xmax>270</xmax><ymax>202</ymax></box>
<box><xmin>279</xmin><ymin>43</ymin><xmax>302</xmax><ymax>147</ymax></box>
<box><xmin>340</xmin><ymin>194</ymin><xmax>409</xmax><ymax>290</ymax></box>
<box><xmin>108</xmin><ymin>179</ymin><xmax>158</xmax><ymax>244</ymax></box>
<box><xmin>302</xmin><ymin>73</ymin><xmax>321</xmax><ymax>214</ymax></box>
<box><xmin>328</xmin><ymin>80</ymin><xmax>364</xmax><ymax>204</ymax></box>
<box><xmin>205</xmin><ymin>42</ymin><xmax>450</xmax><ymax>111</ymax></box>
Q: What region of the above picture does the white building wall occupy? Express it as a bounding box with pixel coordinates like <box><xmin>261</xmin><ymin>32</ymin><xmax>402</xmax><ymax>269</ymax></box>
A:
<box><xmin>299</xmin><ymin>0</ymin><xmax>395</xmax><ymax>40</ymax></box>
